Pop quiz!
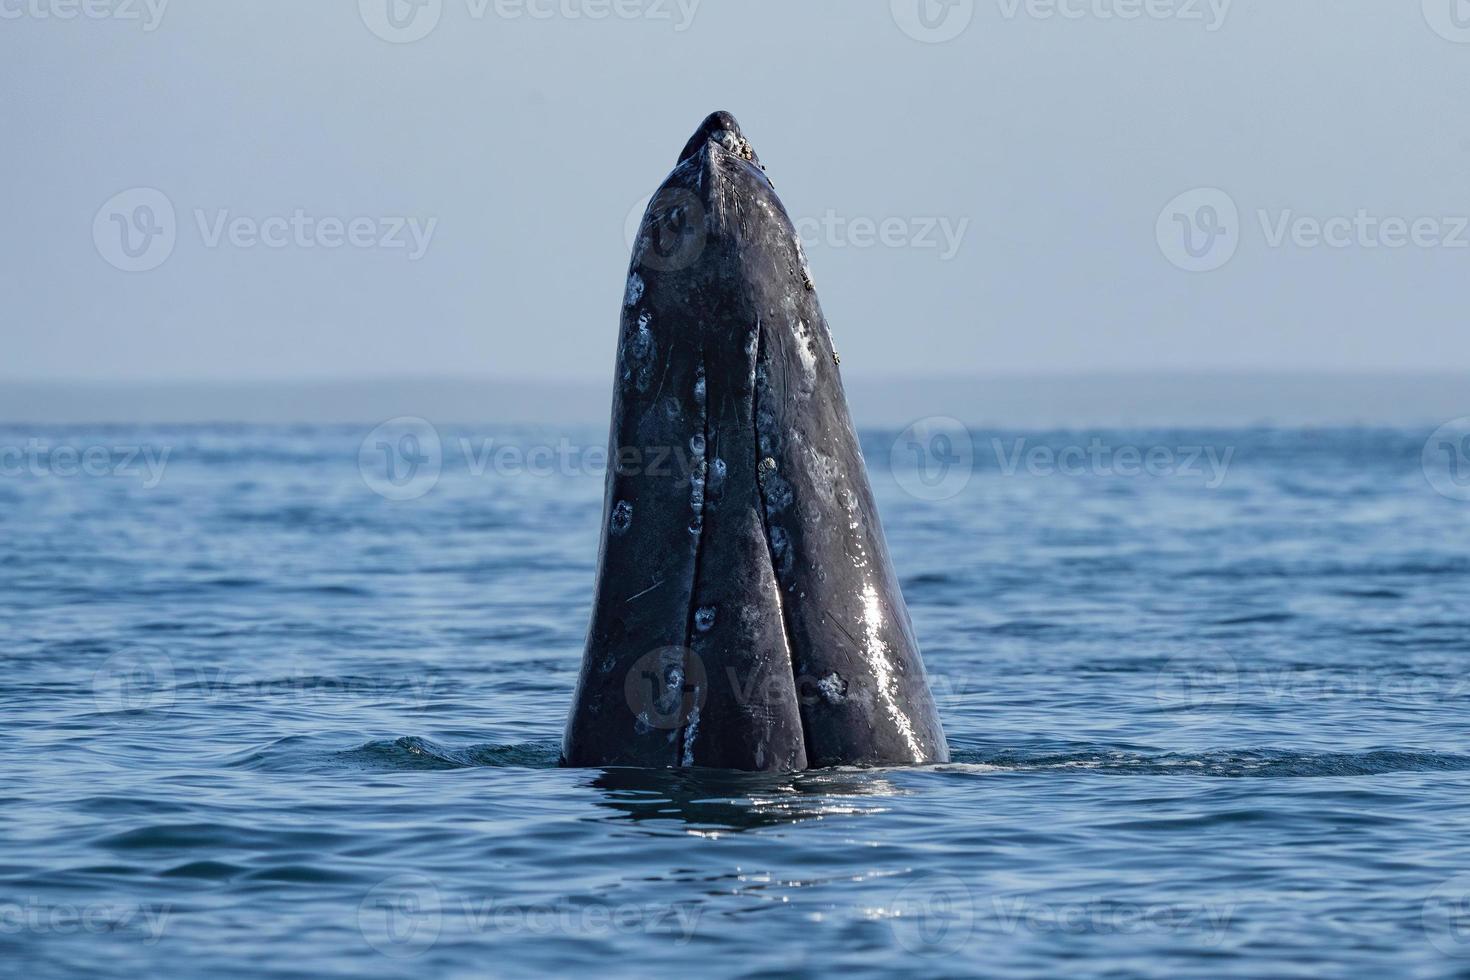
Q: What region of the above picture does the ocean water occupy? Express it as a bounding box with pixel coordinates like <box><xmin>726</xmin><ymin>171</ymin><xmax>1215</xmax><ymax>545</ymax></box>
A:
<box><xmin>4</xmin><ymin>423</ymin><xmax>1470</xmax><ymax>978</ymax></box>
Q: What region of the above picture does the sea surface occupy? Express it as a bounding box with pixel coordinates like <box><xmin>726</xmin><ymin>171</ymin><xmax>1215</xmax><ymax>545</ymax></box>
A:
<box><xmin>4</xmin><ymin>423</ymin><xmax>1470</xmax><ymax>978</ymax></box>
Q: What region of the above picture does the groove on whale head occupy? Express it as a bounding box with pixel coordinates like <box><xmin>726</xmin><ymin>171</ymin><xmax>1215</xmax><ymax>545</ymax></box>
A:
<box><xmin>562</xmin><ymin>112</ymin><xmax>949</xmax><ymax>772</ymax></box>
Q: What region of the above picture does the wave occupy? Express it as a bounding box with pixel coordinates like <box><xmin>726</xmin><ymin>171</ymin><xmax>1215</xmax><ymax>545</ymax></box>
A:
<box><xmin>945</xmin><ymin>746</ymin><xmax>1470</xmax><ymax>778</ymax></box>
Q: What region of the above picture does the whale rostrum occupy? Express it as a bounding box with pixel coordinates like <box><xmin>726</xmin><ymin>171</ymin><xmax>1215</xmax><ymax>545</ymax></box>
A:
<box><xmin>562</xmin><ymin>112</ymin><xmax>949</xmax><ymax>771</ymax></box>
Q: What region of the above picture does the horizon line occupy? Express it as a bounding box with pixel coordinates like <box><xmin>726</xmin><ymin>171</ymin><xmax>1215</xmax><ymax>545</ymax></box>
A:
<box><xmin>6</xmin><ymin>368</ymin><xmax>1470</xmax><ymax>386</ymax></box>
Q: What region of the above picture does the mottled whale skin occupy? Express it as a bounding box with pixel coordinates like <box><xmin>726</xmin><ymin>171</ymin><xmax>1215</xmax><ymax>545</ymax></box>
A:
<box><xmin>561</xmin><ymin>112</ymin><xmax>948</xmax><ymax>772</ymax></box>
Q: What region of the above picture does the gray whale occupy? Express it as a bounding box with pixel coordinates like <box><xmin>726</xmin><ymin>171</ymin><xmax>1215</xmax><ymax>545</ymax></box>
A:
<box><xmin>561</xmin><ymin>112</ymin><xmax>948</xmax><ymax>771</ymax></box>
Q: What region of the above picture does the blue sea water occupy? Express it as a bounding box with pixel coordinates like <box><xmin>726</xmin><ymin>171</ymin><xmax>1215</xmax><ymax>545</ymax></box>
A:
<box><xmin>4</xmin><ymin>423</ymin><xmax>1470</xmax><ymax>978</ymax></box>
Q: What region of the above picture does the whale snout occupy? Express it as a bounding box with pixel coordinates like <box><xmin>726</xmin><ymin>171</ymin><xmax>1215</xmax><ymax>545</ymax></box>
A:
<box><xmin>679</xmin><ymin>110</ymin><xmax>760</xmax><ymax>166</ymax></box>
<box><xmin>565</xmin><ymin>112</ymin><xmax>949</xmax><ymax>772</ymax></box>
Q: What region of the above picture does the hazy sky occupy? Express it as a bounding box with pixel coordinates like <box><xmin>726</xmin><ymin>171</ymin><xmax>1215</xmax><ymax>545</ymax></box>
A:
<box><xmin>5</xmin><ymin>0</ymin><xmax>1468</xmax><ymax>382</ymax></box>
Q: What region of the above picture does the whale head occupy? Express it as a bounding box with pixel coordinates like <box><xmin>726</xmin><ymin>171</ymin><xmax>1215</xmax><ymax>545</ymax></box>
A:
<box><xmin>563</xmin><ymin>112</ymin><xmax>949</xmax><ymax>772</ymax></box>
<box><xmin>678</xmin><ymin>110</ymin><xmax>763</xmax><ymax>169</ymax></box>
